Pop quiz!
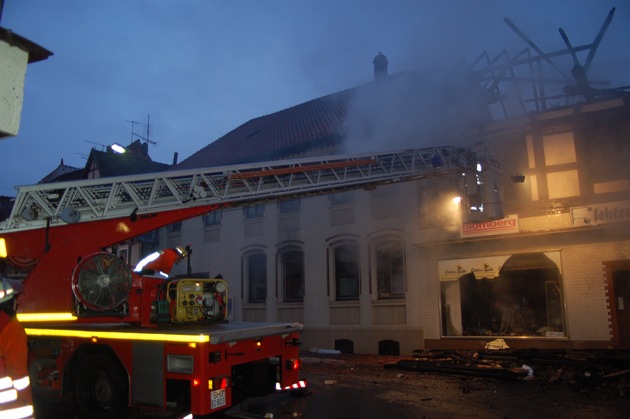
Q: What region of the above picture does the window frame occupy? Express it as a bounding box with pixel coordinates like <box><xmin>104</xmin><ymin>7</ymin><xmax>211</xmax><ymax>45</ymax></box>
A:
<box><xmin>330</xmin><ymin>241</ymin><xmax>360</xmax><ymax>301</ymax></box>
<box><xmin>243</xmin><ymin>250</ymin><xmax>267</xmax><ymax>304</ymax></box>
<box><xmin>278</xmin><ymin>247</ymin><xmax>305</xmax><ymax>303</ymax></box>
<box><xmin>203</xmin><ymin>210</ymin><xmax>222</xmax><ymax>227</ymax></box>
<box><xmin>371</xmin><ymin>237</ymin><xmax>406</xmax><ymax>299</ymax></box>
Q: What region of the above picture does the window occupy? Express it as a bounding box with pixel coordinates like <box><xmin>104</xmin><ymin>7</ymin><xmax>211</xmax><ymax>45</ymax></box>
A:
<box><xmin>167</xmin><ymin>221</ymin><xmax>182</xmax><ymax>233</ymax></box>
<box><xmin>244</xmin><ymin>252</ymin><xmax>266</xmax><ymax>303</ymax></box>
<box><xmin>329</xmin><ymin>191</ymin><xmax>354</xmax><ymax>206</ymax></box>
<box><xmin>278</xmin><ymin>198</ymin><xmax>301</xmax><ymax>214</ymax></box>
<box><xmin>439</xmin><ymin>252</ymin><xmax>566</xmax><ymax>338</ymax></box>
<box><xmin>244</xmin><ymin>204</ymin><xmax>265</xmax><ymax>219</ymax></box>
<box><xmin>203</xmin><ymin>210</ymin><xmax>222</xmax><ymax>227</ymax></box>
<box><xmin>374</xmin><ymin>239</ymin><xmax>405</xmax><ymax>298</ymax></box>
<box><xmin>332</xmin><ymin>243</ymin><xmax>360</xmax><ymax>300</ymax></box>
<box><xmin>280</xmin><ymin>249</ymin><xmax>304</xmax><ymax>302</ymax></box>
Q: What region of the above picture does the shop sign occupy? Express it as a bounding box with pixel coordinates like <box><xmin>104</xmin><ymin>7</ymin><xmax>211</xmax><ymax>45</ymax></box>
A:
<box><xmin>439</xmin><ymin>255</ymin><xmax>507</xmax><ymax>281</ymax></box>
<box><xmin>439</xmin><ymin>251</ymin><xmax>562</xmax><ymax>282</ymax></box>
<box><xmin>570</xmin><ymin>200</ymin><xmax>630</xmax><ymax>227</ymax></box>
<box><xmin>460</xmin><ymin>214</ymin><xmax>519</xmax><ymax>238</ymax></box>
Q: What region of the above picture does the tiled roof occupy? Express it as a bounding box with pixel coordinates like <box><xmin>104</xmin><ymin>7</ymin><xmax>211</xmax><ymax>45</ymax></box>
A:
<box><xmin>174</xmin><ymin>89</ymin><xmax>352</xmax><ymax>170</ymax></box>
<box><xmin>174</xmin><ymin>68</ymin><xmax>491</xmax><ymax>171</ymax></box>
<box><xmin>38</xmin><ymin>160</ymin><xmax>83</xmax><ymax>183</ymax></box>
<box><xmin>84</xmin><ymin>149</ymin><xmax>171</xmax><ymax>178</ymax></box>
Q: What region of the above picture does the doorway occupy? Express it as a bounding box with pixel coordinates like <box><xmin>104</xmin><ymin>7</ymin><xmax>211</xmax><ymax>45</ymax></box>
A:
<box><xmin>607</xmin><ymin>261</ymin><xmax>630</xmax><ymax>349</ymax></box>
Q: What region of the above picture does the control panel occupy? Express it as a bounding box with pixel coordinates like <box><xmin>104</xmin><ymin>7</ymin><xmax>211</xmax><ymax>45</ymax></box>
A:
<box><xmin>167</xmin><ymin>278</ymin><xmax>228</xmax><ymax>322</ymax></box>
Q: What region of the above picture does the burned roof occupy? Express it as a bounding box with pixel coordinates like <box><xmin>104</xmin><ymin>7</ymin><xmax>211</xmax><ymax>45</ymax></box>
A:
<box><xmin>174</xmin><ymin>67</ymin><xmax>491</xmax><ymax>171</ymax></box>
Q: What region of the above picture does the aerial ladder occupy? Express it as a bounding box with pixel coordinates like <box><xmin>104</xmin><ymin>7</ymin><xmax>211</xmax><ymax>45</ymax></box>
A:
<box><xmin>0</xmin><ymin>143</ymin><xmax>502</xmax><ymax>417</ymax></box>
<box><xmin>0</xmin><ymin>143</ymin><xmax>502</xmax><ymax>316</ymax></box>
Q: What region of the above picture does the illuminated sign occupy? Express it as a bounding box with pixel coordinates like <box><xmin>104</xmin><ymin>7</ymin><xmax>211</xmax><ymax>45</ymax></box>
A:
<box><xmin>460</xmin><ymin>214</ymin><xmax>518</xmax><ymax>238</ymax></box>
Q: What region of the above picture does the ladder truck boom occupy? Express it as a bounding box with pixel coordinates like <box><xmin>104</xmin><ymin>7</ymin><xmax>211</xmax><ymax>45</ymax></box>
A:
<box><xmin>0</xmin><ymin>143</ymin><xmax>502</xmax><ymax>417</ymax></box>
<box><xmin>1</xmin><ymin>144</ymin><xmax>501</xmax><ymax>314</ymax></box>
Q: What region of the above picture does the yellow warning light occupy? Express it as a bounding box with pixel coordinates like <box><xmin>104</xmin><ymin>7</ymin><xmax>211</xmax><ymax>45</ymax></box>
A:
<box><xmin>0</xmin><ymin>238</ymin><xmax>7</xmax><ymax>258</ymax></box>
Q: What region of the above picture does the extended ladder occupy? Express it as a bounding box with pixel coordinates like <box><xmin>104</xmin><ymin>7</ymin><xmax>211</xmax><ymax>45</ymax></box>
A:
<box><xmin>0</xmin><ymin>145</ymin><xmax>489</xmax><ymax>234</ymax></box>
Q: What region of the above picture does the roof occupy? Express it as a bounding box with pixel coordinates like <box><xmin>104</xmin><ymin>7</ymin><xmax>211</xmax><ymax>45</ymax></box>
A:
<box><xmin>38</xmin><ymin>159</ymin><xmax>83</xmax><ymax>184</ymax></box>
<box><xmin>0</xmin><ymin>27</ymin><xmax>53</xmax><ymax>64</ymax></box>
<box><xmin>83</xmin><ymin>147</ymin><xmax>171</xmax><ymax>178</ymax></box>
<box><xmin>174</xmin><ymin>67</ymin><xmax>491</xmax><ymax>171</ymax></box>
<box><xmin>174</xmin><ymin>89</ymin><xmax>352</xmax><ymax>170</ymax></box>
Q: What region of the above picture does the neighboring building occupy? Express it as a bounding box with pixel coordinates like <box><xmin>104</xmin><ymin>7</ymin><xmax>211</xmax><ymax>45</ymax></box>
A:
<box><xmin>0</xmin><ymin>26</ymin><xmax>52</xmax><ymax>138</ymax></box>
<box><xmin>161</xmin><ymin>18</ymin><xmax>630</xmax><ymax>354</ymax></box>
<box><xmin>1</xmin><ymin>139</ymin><xmax>172</xmax><ymax>277</ymax></box>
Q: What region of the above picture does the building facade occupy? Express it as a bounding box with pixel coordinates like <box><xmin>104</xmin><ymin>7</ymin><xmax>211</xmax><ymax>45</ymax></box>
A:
<box><xmin>157</xmin><ymin>96</ymin><xmax>630</xmax><ymax>355</ymax></box>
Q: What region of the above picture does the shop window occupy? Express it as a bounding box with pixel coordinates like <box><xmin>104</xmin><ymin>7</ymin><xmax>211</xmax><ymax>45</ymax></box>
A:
<box><xmin>331</xmin><ymin>243</ymin><xmax>360</xmax><ymax>301</ymax></box>
<box><xmin>440</xmin><ymin>252</ymin><xmax>566</xmax><ymax>337</ymax></box>
<box><xmin>280</xmin><ymin>248</ymin><xmax>304</xmax><ymax>302</ymax></box>
<box><xmin>373</xmin><ymin>238</ymin><xmax>405</xmax><ymax>298</ymax></box>
<box><xmin>244</xmin><ymin>251</ymin><xmax>266</xmax><ymax>303</ymax></box>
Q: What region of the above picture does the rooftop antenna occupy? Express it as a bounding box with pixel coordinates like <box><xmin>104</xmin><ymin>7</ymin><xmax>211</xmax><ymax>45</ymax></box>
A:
<box><xmin>84</xmin><ymin>140</ymin><xmax>107</xmax><ymax>151</ymax></box>
<box><xmin>126</xmin><ymin>115</ymin><xmax>157</xmax><ymax>146</ymax></box>
<box><xmin>125</xmin><ymin>119</ymin><xmax>142</xmax><ymax>143</ymax></box>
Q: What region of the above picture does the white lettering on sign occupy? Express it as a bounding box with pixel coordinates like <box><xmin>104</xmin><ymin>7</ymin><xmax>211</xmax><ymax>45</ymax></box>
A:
<box><xmin>461</xmin><ymin>214</ymin><xmax>519</xmax><ymax>238</ymax></box>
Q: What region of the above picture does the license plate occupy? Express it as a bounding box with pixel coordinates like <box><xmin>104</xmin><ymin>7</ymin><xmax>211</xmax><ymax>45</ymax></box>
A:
<box><xmin>211</xmin><ymin>389</ymin><xmax>226</xmax><ymax>409</ymax></box>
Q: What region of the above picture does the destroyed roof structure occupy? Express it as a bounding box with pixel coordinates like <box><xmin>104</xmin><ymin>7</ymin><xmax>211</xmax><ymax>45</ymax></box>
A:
<box><xmin>471</xmin><ymin>7</ymin><xmax>628</xmax><ymax>118</ymax></box>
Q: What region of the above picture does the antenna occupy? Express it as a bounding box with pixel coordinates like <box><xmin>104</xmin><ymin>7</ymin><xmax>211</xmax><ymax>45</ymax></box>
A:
<box><xmin>84</xmin><ymin>140</ymin><xmax>107</xmax><ymax>150</ymax></box>
<box><xmin>126</xmin><ymin>120</ymin><xmax>142</xmax><ymax>143</ymax></box>
<box><xmin>145</xmin><ymin>114</ymin><xmax>157</xmax><ymax>146</ymax></box>
<box><xmin>126</xmin><ymin>115</ymin><xmax>157</xmax><ymax>146</ymax></box>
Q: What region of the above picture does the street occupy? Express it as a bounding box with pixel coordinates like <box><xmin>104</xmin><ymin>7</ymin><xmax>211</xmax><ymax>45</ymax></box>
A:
<box><xmin>34</xmin><ymin>351</ymin><xmax>630</xmax><ymax>418</ymax></box>
<box><xmin>227</xmin><ymin>352</ymin><xmax>630</xmax><ymax>418</ymax></box>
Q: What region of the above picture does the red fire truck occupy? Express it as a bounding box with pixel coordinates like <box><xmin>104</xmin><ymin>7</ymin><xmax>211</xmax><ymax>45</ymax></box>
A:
<box><xmin>0</xmin><ymin>144</ymin><xmax>501</xmax><ymax>417</ymax></box>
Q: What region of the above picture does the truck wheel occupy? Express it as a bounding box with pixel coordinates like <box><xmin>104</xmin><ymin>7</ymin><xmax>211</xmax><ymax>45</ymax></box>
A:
<box><xmin>74</xmin><ymin>354</ymin><xmax>128</xmax><ymax>419</ymax></box>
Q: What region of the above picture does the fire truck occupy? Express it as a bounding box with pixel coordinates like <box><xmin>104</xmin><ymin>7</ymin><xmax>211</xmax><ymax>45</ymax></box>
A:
<box><xmin>0</xmin><ymin>143</ymin><xmax>501</xmax><ymax>418</ymax></box>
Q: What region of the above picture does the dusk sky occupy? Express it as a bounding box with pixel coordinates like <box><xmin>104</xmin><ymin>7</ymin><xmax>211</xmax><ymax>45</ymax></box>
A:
<box><xmin>1</xmin><ymin>0</ymin><xmax>628</xmax><ymax>196</ymax></box>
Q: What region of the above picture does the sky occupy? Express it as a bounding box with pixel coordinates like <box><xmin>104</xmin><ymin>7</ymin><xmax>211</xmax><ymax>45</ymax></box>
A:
<box><xmin>1</xmin><ymin>0</ymin><xmax>628</xmax><ymax>196</ymax></box>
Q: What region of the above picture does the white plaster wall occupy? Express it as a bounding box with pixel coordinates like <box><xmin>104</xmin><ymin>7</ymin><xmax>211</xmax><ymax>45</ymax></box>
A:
<box><xmin>0</xmin><ymin>40</ymin><xmax>28</xmax><ymax>137</ymax></box>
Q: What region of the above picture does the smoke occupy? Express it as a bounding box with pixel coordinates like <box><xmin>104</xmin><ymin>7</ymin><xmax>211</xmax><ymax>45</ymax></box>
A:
<box><xmin>340</xmin><ymin>61</ymin><xmax>491</xmax><ymax>154</ymax></box>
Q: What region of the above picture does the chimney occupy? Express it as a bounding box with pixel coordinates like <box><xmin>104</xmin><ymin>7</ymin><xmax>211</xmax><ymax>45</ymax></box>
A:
<box><xmin>172</xmin><ymin>152</ymin><xmax>179</xmax><ymax>166</ymax></box>
<box><xmin>373</xmin><ymin>52</ymin><xmax>388</xmax><ymax>81</ymax></box>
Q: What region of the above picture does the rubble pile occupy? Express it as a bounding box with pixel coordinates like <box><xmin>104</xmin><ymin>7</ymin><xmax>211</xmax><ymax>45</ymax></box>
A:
<box><xmin>387</xmin><ymin>349</ymin><xmax>630</xmax><ymax>395</ymax></box>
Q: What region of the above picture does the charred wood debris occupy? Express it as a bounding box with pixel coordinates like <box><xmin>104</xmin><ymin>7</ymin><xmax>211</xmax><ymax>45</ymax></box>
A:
<box><xmin>385</xmin><ymin>348</ymin><xmax>630</xmax><ymax>395</ymax></box>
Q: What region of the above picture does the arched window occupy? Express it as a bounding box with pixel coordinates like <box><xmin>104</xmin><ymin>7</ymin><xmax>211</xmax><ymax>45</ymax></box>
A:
<box><xmin>243</xmin><ymin>251</ymin><xmax>266</xmax><ymax>303</ymax></box>
<box><xmin>330</xmin><ymin>242</ymin><xmax>360</xmax><ymax>300</ymax></box>
<box><xmin>279</xmin><ymin>248</ymin><xmax>304</xmax><ymax>302</ymax></box>
<box><xmin>372</xmin><ymin>237</ymin><xmax>405</xmax><ymax>298</ymax></box>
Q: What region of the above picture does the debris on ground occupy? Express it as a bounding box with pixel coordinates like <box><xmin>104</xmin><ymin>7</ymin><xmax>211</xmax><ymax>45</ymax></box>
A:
<box><xmin>383</xmin><ymin>349</ymin><xmax>630</xmax><ymax>394</ymax></box>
